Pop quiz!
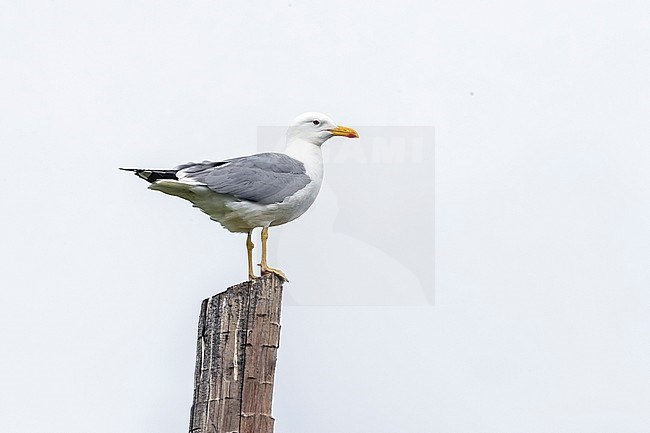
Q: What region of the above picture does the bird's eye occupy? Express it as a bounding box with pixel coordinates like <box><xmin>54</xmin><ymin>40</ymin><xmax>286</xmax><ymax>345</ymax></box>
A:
<box><xmin>312</xmin><ymin>120</ymin><xmax>320</xmax><ymax>126</ymax></box>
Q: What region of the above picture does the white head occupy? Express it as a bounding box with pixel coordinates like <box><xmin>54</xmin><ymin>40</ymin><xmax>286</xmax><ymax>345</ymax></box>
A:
<box><xmin>286</xmin><ymin>112</ymin><xmax>359</xmax><ymax>146</ymax></box>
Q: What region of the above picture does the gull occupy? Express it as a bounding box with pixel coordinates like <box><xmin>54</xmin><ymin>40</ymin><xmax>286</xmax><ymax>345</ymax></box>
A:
<box><xmin>121</xmin><ymin>112</ymin><xmax>359</xmax><ymax>281</ymax></box>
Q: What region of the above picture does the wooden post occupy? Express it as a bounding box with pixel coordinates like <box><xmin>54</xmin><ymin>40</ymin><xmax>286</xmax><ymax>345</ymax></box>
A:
<box><xmin>189</xmin><ymin>273</ymin><xmax>284</xmax><ymax>433</ymax></box>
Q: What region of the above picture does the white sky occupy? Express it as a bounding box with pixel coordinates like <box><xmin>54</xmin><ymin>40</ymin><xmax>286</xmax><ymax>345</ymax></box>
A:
<box><xmin>1</xmin><ymin>1</ymin><xmax>649</xmax><ymax>432</ymax></box>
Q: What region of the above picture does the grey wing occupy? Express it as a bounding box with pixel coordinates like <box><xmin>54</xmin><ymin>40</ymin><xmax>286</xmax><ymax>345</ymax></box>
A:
<box><xmin>176</xmin><ymin>153</ymin><xmax>312</xmax><ymax>205</ymax></box>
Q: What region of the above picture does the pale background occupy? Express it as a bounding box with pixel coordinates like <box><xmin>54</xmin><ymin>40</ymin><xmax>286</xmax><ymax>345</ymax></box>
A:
<box><xmin>1</xmin><ymin>1</ymin><xmax>649</xmax><ymax>432</ymax></box>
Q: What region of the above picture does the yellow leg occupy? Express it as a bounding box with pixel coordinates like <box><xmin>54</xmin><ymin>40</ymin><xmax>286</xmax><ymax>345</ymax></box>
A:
<box><xmin>259</xmin><ymin>227</ymin><xmax>288</xmax><ymax>281</ymax></box>
<box><xmin>246</xmin><ymin>230</ymin><xmax>256</xmax><ymax>281</ymax></box>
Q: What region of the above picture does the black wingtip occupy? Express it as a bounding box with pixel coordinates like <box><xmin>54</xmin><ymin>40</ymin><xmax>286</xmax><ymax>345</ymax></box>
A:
<box><xmin>120</xmin><ymin>167</ymin><xmax>179</xmax><ymax>183</ymax></box>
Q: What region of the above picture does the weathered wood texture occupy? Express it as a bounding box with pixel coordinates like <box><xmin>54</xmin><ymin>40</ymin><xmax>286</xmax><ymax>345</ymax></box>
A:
<box><xmin>189</xmin><ymin>273</ymin><xmax>283</xmax><ymax>433</ymax></box>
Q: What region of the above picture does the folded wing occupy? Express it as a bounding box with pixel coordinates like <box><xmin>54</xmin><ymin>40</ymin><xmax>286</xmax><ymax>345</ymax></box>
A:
<box><xmin>177</xmin><ymin>152</ymin><xmax>312</xmax><ymax>205</ymax></box>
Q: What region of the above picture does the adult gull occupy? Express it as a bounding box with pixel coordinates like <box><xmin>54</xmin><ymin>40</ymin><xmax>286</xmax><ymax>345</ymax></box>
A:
<box><xmin>121</xmin><ymin>112</ymin><xmax>359</xmax><ymax>281</ymax></box>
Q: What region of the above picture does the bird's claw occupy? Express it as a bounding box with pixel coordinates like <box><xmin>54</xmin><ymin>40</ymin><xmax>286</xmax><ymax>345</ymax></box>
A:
<box><xmin>259</xmin><ymin>264</ymin><xmax>289</xmax><ymax>282</ymax></box>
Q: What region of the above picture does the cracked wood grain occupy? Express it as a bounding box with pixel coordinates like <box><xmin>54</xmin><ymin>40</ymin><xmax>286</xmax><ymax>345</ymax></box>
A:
<box><xmin>188</xmin><ymin>273</ymin><xmax>283</xmax><ymax>433</ymax></box>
